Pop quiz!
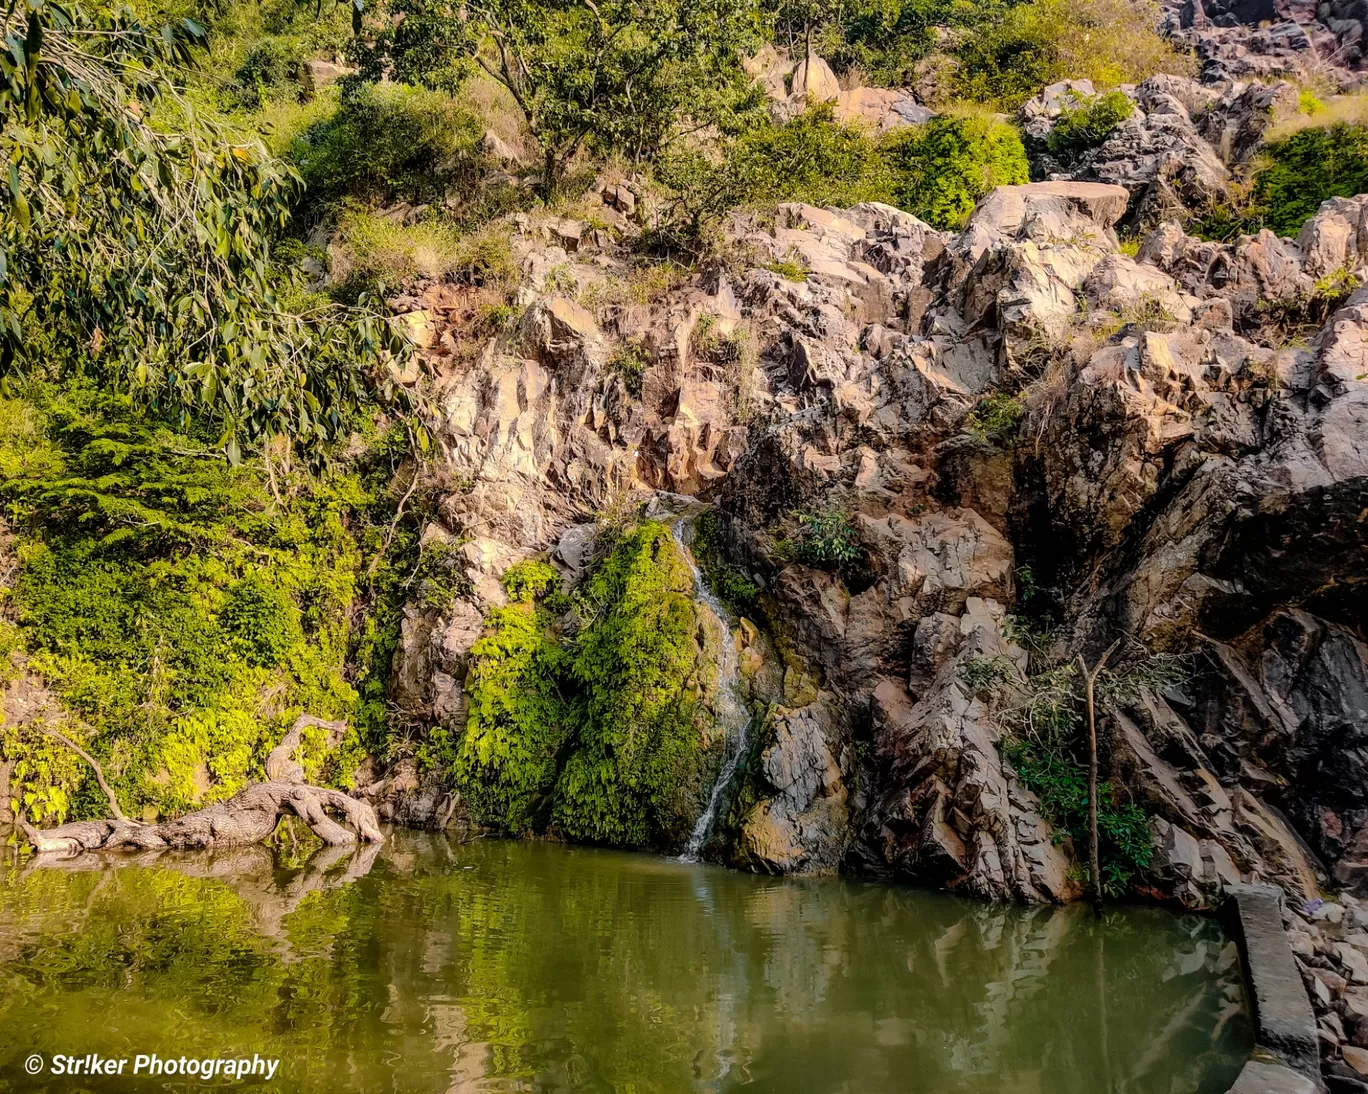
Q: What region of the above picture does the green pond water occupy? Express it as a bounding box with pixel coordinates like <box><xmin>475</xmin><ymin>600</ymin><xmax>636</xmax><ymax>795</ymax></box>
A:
<box><xmin>0</xmin><ymin>832</ymin><xmax>1250</xmax><ymax>1093</ymax></box>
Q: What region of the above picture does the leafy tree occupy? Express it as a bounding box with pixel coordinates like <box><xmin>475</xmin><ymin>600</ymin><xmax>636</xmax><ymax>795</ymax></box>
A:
<box><xmin>351</xmin><ymin>0</ymin><xmax>766</xmax><ymax>193</ymax></box>
<box><xmin>0</xmin><ymin>0</ymin><xmax>414</xmax><ymax>461</ymax></box>
<box><xmin>767</xmin><ymin>0</ymin><xmax>845</xmax><ymax>60</ymax></box>
<box><xmin>766</xmin><ymin>0</ymin><xmax>994</xmax><ymax>85</ymax></box>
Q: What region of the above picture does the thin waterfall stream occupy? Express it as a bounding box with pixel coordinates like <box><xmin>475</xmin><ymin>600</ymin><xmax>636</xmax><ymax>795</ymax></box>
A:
<box><xmin>671</xmin><ymin>517</ymin><xmax>751</xmax><ymax>862</ymax></box>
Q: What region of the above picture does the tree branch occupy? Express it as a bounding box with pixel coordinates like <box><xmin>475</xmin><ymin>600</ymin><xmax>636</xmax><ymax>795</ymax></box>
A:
<box><xmin>41</xmin><ymin>726</ymin><xmax>128</xmax><ymax>823</ymax></box>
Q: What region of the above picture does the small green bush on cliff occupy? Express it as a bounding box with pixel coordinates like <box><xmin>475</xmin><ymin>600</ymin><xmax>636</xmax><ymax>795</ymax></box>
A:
<box><xmin>1004</xmin><ymin>738</ymin><xmax>1154</xmax><ymax>896</ymax></box>
<box><xmin>882</xmin><ymin>114</ymin><xmax>1030</xmax><ymax>230</ymax></box>
<box><xmin>1047</xmin><ymin>91</ymin><xmax>1134</xmax><ymax>162</ymax></box>
<box><xmin>1251</xmin><ymin>122</ymin><xmax>1368</xmax><ymax>237</ymax></box>
<box><xmin>964</xmin><ymin>391</ymin><xmax>1025</xmax><ymax>446</ymax></box>
<box><xmin>998</xmin><ymin>655</ymin><xmax>1186</xmax><ymax>895</ymax></box>
<box><xmin>788</xmin><ymin>510</ymin><xmax>862</xmax><ymax>567</ymax></box>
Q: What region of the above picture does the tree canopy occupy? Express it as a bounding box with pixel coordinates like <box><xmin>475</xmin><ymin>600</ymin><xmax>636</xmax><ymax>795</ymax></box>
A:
<box><xmin>351</xmin><ymin>0</ymin><xmax>767</xmax><ymax>191</ymax></box>
<box><xmin>0</xmin><ymin>0</ymin><xmax>414</xmax><ymax>461</ymax></box>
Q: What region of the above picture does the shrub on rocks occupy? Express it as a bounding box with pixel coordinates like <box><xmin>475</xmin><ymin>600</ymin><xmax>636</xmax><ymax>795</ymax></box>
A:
<box><xmin>655</xmin><ymin>101</ymin><xmax>894</xmax><ymax>245</ymax></box>
<box><xmin>1046</xmin><ymin>90</ymin><xmax>1134</xmax><ymax>163</ymax></box>
<box><xmin>1252</xmin><ymin>122</ymin><xmax>1368</xmax><ymax>237</ymax></box>
<box><xmin>658</xmin><ymin>105</ymin><xmax>1029</xmax><ymax>241</ymax></box>
<box><xmin>883</xmin><ymin>114</ymin><xmax>1030</xmax><ymax>229</ymax></box>
<box><xmin>286</xmin><ymin>82</ymin><xmax>488</xmax><ymax>211</ymax></box>
<box><xmin>952</xmin><ymin>0</ymin><xmax>1192</xmax><ymax>110</ymax></box>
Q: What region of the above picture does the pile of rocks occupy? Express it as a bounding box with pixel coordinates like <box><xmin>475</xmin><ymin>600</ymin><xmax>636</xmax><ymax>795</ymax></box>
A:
<box><xmin>1288</xmin><ymin>897</ymin><xmax>1368</xmax><ymax>1089</ymax></box>
<box><xmin>1169</xmin><ymin>0</ymin><xmax>1368</xmax><ymax>89</ymax></box>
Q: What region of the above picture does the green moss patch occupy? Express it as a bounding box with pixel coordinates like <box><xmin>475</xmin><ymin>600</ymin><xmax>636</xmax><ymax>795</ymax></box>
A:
<box><xmin>452</xmin><ymin>521</ymin><xmax>719</xmax><ymax>850</ymax></box>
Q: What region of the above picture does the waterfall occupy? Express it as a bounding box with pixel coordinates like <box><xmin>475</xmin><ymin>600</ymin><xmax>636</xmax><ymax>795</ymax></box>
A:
<box><xmin>671</xmin><ymin>518</ymin><xmax>751</xmax><ymax>863</ymax></box>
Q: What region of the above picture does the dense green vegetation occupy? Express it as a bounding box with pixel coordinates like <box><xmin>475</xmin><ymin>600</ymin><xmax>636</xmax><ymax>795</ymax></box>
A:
<box><xmin>660</xmin><ymin>105</ymin><xmax>1028</xmax><ymax>244</ymax></box>
<box><xmin>0</xmin><ymin>386</ymin><xmax>422</xmax><ymax>822</ymax></box>
<box><xmin>288</xmin><ymin>84</ymin><xmax>488</xmax><ymax>213</ymax></box>
<box><xmin>449</xmin><ymin>521</ymin><xmax>718</xmax><ymax>849</ymax></box>
<box><xmin>1252</xmin><ymin>122</ymin><xmax>1368</xmax><ymax>237</ymax></box>
<box><xmin>448</xmin><ymin>562</ymin><xmax>568</xmax><ymax>831</ymax></box>
<box><xmin>883</xmin><ymin>114</ymin><xmax>1030</xmax><ymax>228</ymax></box>
<box><xmin>0</xmin><ymin>0</ymin><xmax>414</xmax><ymax>460</ymax></box>
<box><xmin>1193</xmin><ymin>119</ymin><xmax>1368</xmax><ymax>241</ymax></box>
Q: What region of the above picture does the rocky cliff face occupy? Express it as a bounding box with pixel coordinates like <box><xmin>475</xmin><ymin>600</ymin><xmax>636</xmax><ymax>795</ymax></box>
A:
<box><xmin>1168</xmin><ymin>0</ymin><xmax>1368</xmax><ymax>88</ymax></box>
<box><xmin>370</xmin><ymin>72</ymin><xmax>1366</xmax><ymax>920</ymax></box>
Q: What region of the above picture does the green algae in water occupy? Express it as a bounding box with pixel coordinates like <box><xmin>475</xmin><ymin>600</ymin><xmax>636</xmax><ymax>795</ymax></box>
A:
<box><xmin>0</xmin><ymin>834</ymin><xmax>1251</xmax><ymax>1092</ymax></box>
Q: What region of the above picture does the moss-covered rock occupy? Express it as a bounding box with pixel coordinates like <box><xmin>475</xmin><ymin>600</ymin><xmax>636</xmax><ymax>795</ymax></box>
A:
<box><xmin>450</xmin><ymin>520</ymin><xmax>722</xmax><ymax>850</ymax></box>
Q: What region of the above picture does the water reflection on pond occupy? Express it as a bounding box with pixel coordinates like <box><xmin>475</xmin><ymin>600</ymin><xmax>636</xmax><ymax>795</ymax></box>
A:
<box><xmin>0</xmin><ymin>832</ymin><xmax>1250</xmax><ymax>1092</ymax></box>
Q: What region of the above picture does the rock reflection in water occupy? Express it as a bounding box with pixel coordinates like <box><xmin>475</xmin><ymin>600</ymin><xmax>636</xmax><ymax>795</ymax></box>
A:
<box><xmin>0</xmin><ymin>832</ymin><xmax>1250</xmax><ymax>1093</ymax></box>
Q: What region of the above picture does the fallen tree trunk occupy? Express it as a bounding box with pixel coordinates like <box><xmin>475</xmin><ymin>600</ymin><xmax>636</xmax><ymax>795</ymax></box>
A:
<box><xmin>15</xmin><ymin>715</ymin><xmax>383</xmax><ymax>856</ymax></box>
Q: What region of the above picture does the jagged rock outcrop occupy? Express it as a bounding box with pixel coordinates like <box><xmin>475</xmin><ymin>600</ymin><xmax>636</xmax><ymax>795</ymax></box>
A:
<box><xmin>1170</xmin><ymin>0</ymin><xmax>1368</xmax><ymax>88</ymax></box>
<box><xmin>382</xmin><ymin>166</ymin><xmax>1367</xmax><ymax>920</ymax></box>
<box><xmin>1018</xmin><ymin>76</ymin><xmax>1311</xmax><ymax>231</ymax></box>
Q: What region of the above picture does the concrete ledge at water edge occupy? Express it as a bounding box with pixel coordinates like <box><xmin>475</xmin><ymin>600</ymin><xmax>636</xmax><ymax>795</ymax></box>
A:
<box><xmin>1222</xmin><ymin>883</ymin><xmax>1326</xmax><ymax>1092</ymax></box>
<box><xmin>1228</xmin><ymin>1060</ymin><xmax>1322</xmax><ymax>1094</ymax></box>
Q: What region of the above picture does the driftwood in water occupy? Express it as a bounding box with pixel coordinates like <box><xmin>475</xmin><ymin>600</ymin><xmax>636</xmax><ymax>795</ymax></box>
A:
<box><xmin>15</xmin><ymin>715</ymin><xmax>384</xmax><ymax>856</ymax></box>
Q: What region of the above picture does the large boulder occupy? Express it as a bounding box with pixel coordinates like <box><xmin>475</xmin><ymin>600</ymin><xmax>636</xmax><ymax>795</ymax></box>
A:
<box><xmin>738</xmin><ymin>693</ymin><xmax>849</xmax><ymax>874</ymax></box>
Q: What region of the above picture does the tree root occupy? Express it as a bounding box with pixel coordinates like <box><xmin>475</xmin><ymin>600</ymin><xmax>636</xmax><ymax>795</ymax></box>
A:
<box><xmin>15</xmin><ymin>715</ymin><xmax>383</xmax><ymax>857</ymax></box>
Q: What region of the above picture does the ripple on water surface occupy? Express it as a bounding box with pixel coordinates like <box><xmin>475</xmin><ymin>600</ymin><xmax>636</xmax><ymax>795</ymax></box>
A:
<box><xmin>0</xmin><ymin>832</ymin><xmax>1252</xmax><ymax>1093</ymax></box>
